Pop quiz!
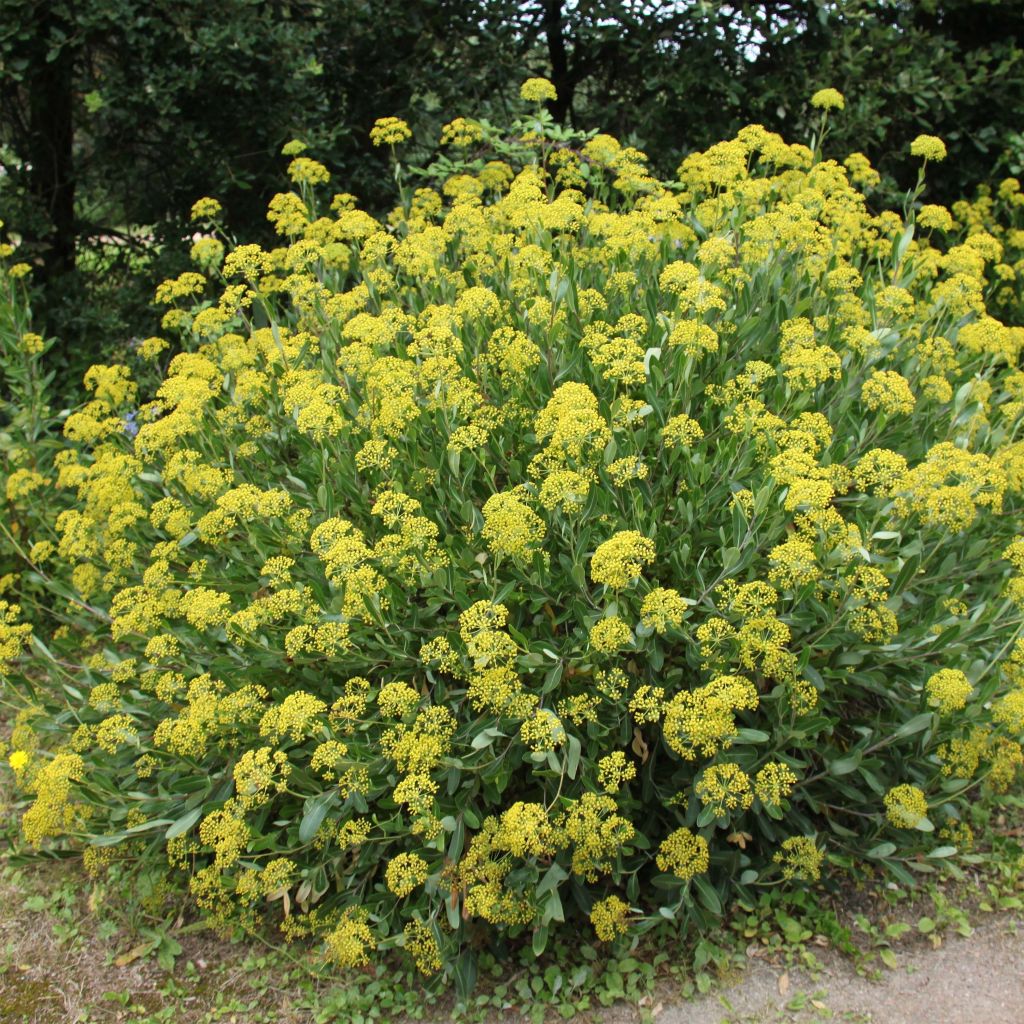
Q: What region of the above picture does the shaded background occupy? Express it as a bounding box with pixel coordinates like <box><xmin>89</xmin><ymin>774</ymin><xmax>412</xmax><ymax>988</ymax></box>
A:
<box><xmin>3</xmin><ymin>0</ymin><xmax>1023</xmax><ymax>393</ymax></box>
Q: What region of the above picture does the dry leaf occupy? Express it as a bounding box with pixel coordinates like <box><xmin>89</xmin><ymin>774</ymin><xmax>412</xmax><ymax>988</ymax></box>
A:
<box><xmin>631</xmin><ymin>727</ymin><xmax>649</xmax><ymax>763</ymax></box>
<box><xmin>778</xmin><ymin>971</ymin><xmax>790</xmax><ymax>996</ymax></box>
<box><xmin>114</xmin><ymin>943</ymin><xmax>152</xmax><ymax>967</ymax></box>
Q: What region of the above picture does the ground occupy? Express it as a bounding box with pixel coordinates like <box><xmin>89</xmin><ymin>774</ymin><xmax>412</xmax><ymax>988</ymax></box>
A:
<box><xmin>654</xmin><ymin>915</ymin><xmax>1024</xmax><ymax>1024</ymax></box>
<box><xmin>2</xmin><ymin>850</ymin><xmax>1023</xmax><ymax>1024</ymax></box>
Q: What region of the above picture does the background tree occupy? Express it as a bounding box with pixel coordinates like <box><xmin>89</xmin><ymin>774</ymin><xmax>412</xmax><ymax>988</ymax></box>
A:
<box><xmin>2</xmin><ymin>1</ymin><xmax>1022</xmax><ymax>394</ymax></box>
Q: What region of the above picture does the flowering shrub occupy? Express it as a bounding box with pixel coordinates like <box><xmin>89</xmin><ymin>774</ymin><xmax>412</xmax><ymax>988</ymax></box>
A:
<box><xmin>3</xmin><ymin>81</ymin><xmax>1024</xmax><ymax>988</ymax></box>
<box><xmin>951</xmin><ymin>176</ymin><xmax>1024</xmax><ymax>322</ymax></box>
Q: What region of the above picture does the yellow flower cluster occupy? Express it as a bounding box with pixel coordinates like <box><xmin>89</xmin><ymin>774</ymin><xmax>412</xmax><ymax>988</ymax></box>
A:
<box><xmin>589</xmin><ymin>895</ymin><xmax>630</xmax><ymax>941</ymax></box>
<box><xmin>655</xmin><ymin>827</ymin><xmax>710</xmax><ymax>879</ymax></box>
<box><xmin>369</xmin><ymin>117</ymin><xmax>411</xmax><ymax>147</ymax></box>
<box><xmin>662</xmin><ymin>676</ymin><xmax>758</xmax><ymax>760</ymax></box>
<box><xmin>884</xmin><ymin>784</ymin><xmax>929</xmax><ymax>828</ymax></box>
<box><xmin>590</xmin><ymin>531</ymin><xmax>656</xmax><ymax>589</ymax></box>
<box><xmin>482</xmin><ymin>490</ymin><xmax>546</xmax><ymax>561</ymax></box>
<box><xmin>910</xmin><ymin>134</ymin><xmax>947</xmax><ymax>161</ymax></box>
<box><xmin>696</xmin><ymin>762</ymin><xmax>754</xmax><ymax>817</ymax></box>
<box><xmin>810</xmin><ymin>88</ymin><xmax>845</xmax><ymax>111</ymax></box>
<box><xmin>385</xmin><ymin>852</ymin><xmax>429</xmax><ymax>897</ymax></box>
<box><xmin>925</xmin><ymin>669</ymin><xmax>973</xmax><ymax>713</ymax></box>
<box><xmin>520</xmin><ymin>77</ymin><xmax>557</xmax><ymax>103</ymax></box>
<box><xmin>774</xmin><ymin>837</ymin><xmax>823</xmax><ymax>881</ymax></box>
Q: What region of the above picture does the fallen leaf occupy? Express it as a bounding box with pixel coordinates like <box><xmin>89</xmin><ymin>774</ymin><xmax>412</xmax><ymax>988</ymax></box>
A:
<box><xmin>778</xmin><ymin>971</ymin><xmax>790</xmax><ymax>996</ymax></box>
<box><xmin>114</xmin><ymin>943</ymin><xmax>152</xmax><ymax>967</ymax></box>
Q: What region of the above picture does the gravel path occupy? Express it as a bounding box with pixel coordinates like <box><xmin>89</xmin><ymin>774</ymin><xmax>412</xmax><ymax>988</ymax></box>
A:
<box><xmin>642</xmin><ymin>917</ymin><xmax>1024</xmax><ymax>1024</ymax></box>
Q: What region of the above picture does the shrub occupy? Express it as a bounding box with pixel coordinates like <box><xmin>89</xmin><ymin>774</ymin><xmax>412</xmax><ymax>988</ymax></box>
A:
<box><xmin>951</xmin><ymin>176</ymin><xmax>1024</xmax><ymax>324</ymax></box>
<box><xmin>3</xmin><ymin>82</ymin><xmax>1024</xmax><ymax>987</ymax></box>
<box><xmin>0</xmin><ymin>228</ymin><xmax>64</xmax><ymax>626</ymax></box>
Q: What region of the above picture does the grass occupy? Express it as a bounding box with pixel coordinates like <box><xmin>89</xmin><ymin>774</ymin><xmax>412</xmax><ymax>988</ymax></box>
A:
<box><xmin>1</xmin><ymin>780</ymin><xmax>1022</xmax><ymax>1024</ymax></box>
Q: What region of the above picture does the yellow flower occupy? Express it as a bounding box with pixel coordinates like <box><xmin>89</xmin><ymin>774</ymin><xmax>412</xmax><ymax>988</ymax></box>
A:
<box><xmin>810</xmin><ymin>88</ymin><xmax>845</xmax><ymax>111</ymax></box>
<box><xmin>482</xmin><ymin>490</ymin><xmax>546</xmax><ymax>561</ymax></box>
<box><xmin>189</xmin><ymin>197</ymin><xmax>222</xmax><ymax>220</ymax></box>
<box><xmin>403</xmin><ymin>919</ymin><xmax>442</xmax><ymax>975</ymax></box>
<box><xmin>519</xmin><ymin>708</ymin><xmax>566</xmax><ymax>751</ymax></box>
<box><xmin>918</xmin><ymin>204</ymin><xmax>953</xmax><ymax>232</ymax></box>
<box><xmin>288</xmin><ymin>157</ymin><xmax>330</xmax><ymax>186</ymax></box>
<box><xmin>20</xmin><ymin>332</ymin><xmax>44</xmax><ymax>355</ymax></box>
<box><xmin>325</xmin><ymin>910</ymin><xmax>375</xmax><ymax>968</ymax></box>
<box><xmin>590</xmin><ymin>531</ymin><xmax>656</xmax><ymax>590</ymax></box>
<box><xmin>662</xmin><ymin>675</ymin><xmax>757</xmax><ymax>760</ymax></box>
<box><xmin>754</xmin><ymin>762</ymin><xmax>798</xmax><ymax>807</ymax></box>
<box><xmin>640</xmin><ymin>587</ymin><xmax>687</xmax><ymax>634</ymax></box>
<box><xmin>656</xmin><ymin>827</ymin><xmax>710</xmax><ymax>879</ymax></box>
<box><xmin>8</xmin><ymin>750</ymin><xmax>29</xmax><ymax>772</ymax></box>
<box><xmin>590</xmin><ymin>895</ymin><xmax>630</xmax><ymax>941</ymax></box>
<box><xmin>370</xmin><ymin>116</ymin><xmax>412</xmax><ymax>146</ymax></box>
<box><xmin>520</xmin><ymin>77</ymin><xmax>557</xmax><ymax>103</ymax></box>
<box><xmin>884</xmin><ymin>784</ymin><xmax>929</xmax><ymax>828</ymax></box>
<box><xmin>662</xmin><ymin>414</ymin><xmax>704</xmax><ymax>448</ymax></box>
<box><xmin>385</xmin><ymin>852</ymin><xmax>429</xmax><ymax>897</ymax></box>
<box><xmin>377</xmin><ymin>682</ymin><xmax>421</xmax><ymax>718</ymax></box>
<box><xmin>597</xmin><ymin>751</ymin><xmax>636</xmax><ymax>793</ymax></box>
<box><xmin>441</xmin><ymin>117</ymin><xmax>483</xmax><ymax>147</ymax></box>
<box><xmin>910</xmin><ymin>134</ymin><xmax>947</xmax><ymax>161</ymax></box>
<box><xmin>861</xmin><ymin>370</ymin><xmax>915</xmax><ymax>415</ymax></box>
<box><xmin>589</xmin><ymin>616</ymin><xmax>633</xmax><ymax>654</ymax></box>
<box><xmin>696</xmin><ymin>763</ymin><xmax>754</xmax><ymax>817</ymax></box>
<box><xmin>925</xmin><ymin>669</ymin><xmax>972</xmax><ymax>713</ymax></box>
<box><xmin>774</xmin><ymin>837</ymin><xmax>823</xmax><ymax>881</ymax></box>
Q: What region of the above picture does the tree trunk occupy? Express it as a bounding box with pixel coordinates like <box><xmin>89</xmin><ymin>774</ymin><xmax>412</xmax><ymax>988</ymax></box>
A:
<box><xmin>543</xmin><ymin>0</ymin><xmax>573</xmax><ymax>122</ymax></box>
<box><xmin>26</xmin><ymin>5</ymin><xmax>77</xmax><ymax>283</ymax></box>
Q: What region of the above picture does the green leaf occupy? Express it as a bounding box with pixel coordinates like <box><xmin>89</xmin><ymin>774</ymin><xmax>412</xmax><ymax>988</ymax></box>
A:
<box><xmin>734</xmin><ymin>728</ymin><xmax>770</xmax><ymax>744</ymax></box>
<box><xmin>566</xmin><ymin>734</ymin><xmax>582</xmax><ymax>779</ymax></box>
<box><xmin>165</xmin><ymin>807</ymin><xmax>203</xmax><ymax>840</ymax></box>
<box><xmin>696</xmin><ymin>805</ymin><xmax>720</xmax><ymax>828</ymax></box>
<box><xmin>693</xmin><ymin>876</ymin><xmax>721</xmax><ymax>915</ymax></box>
<box><xmin>866</xmin><ymin>841</ymin><xmax>897</xmax><ymax>859</ymax></box>
<box><xmin>541</xmin><ymin>888</ymin><xmax>565</xmax><ymax>926</ymax></box>
<box><xmin>299</xmin><ymin>790</ymin><xmax>338</xmax><ymax>844</ymax></box>
<box><xmin>452</xmin><ymin>950</ymin><xmax>477</xmax><ymax>1000</ymax></box>
<box><xmin>893</xmin><ymin>713</ymin><xmax>933</xmax><ymax>740</ymax></box>
<box><xmin>894</xmin><ymin>222</ymin><xmax>915</xmax><ymax>262</ymax></box>
<box><xmin>126</xmin><ymin>818</ymin><xmax>174</xmax><ymax>835</ymax></box>
<box><xmin>893</xmin><ymin>554</ymin><xmax>921</xmax><ymax>593</ymax></box>
<box><xmin>448</xmin><ymin>816</ymin><xmax>466</xmax><ymax>862</ymax></box>
<box><xmin>828</xmin><ymin>750</ymin><xmax>862</xmax><ymax>775</ymax></box>
<box><xmin>471</xmin><ymin>727</ymin><xmax>505</xmax><ymax>750</ymax></box>
<box><xmin>536</xmin><ymin>862</ymin><xmax>568</xmax><ymax>897</ymax></box>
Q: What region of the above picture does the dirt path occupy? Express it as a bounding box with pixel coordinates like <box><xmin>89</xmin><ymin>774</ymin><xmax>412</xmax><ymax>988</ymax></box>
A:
<box><xmin>643</xmin><ymin>916</ymin><xmax>1024</xmax><ymax>1024</ymax></box>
